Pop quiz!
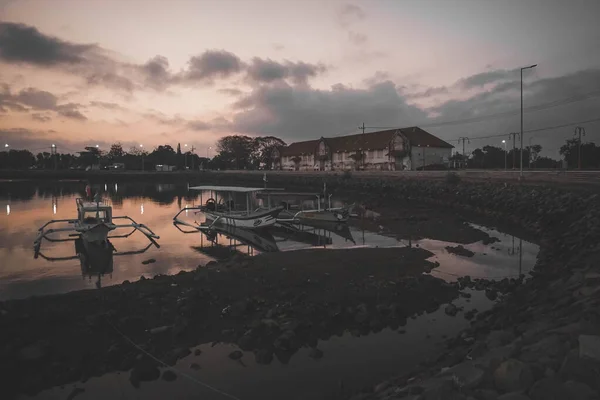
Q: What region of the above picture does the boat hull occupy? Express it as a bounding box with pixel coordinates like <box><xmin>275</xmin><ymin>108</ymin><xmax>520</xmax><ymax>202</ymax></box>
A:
<box><xmin>78</xmin><ymin>223</ymin><xmax>115</xmax><ymax>243</ymax></box>
<box><xmin>204</xmin><ymin>207</ymin><xmax>282</xmax><ymax>230</ymax></box>
<box><xmin>280</xmin><ymin>208</ymin><xmax>350</xmax><ymax>223</ymax></box>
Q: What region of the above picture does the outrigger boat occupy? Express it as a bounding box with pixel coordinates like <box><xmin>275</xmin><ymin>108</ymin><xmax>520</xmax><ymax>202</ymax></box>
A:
<box><xmin>258</xmin><ymin>184</ymin><xmax>351</xmax><ymax>223</ymax></box>
<box><xmin>173</xmin><ymin>186</ymin><xmax>284</xmax><ymax>231</ymax></box>
<box><xmin>34</xmin><ymin>194</ymin><xmax>160</xmax><ymax>254</ymax></box>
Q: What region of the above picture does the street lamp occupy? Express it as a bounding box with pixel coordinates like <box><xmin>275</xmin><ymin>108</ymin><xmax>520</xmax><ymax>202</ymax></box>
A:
<box><xmin>4</xmin><ymin>144</ymin><xmax>8</xmax><ymax>148</ymax></box>
<box><xmin>140</xmin><ymin>144</ymin><xmax>144</xmax><ymax>171</ymax></box>
<box><xmin>502</xmin><ymin>140</ymin><xmax>507</xmax><ymax>170</ymax></box>
<box><xmin>184</xmin><ymin>144</ymin><xmax>188</xmax><ymax>169</ymax></box>
<box><xmin>520</xmin><ymin>64</ymin><xmax>537</xmax><ymax>178</ymax></box>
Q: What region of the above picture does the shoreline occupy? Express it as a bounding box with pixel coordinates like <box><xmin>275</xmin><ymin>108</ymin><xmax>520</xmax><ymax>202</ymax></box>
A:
<box><xmin>2</xmin><ymin>175</ymin><xmax>600</xmax><ymax>399</ymax></box>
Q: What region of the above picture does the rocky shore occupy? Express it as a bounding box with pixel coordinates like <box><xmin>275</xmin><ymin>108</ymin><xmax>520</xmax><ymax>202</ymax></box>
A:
<box><xmin>2</xmin><ymin>174</ymin><xmax>600</xmax><ymax>400</ymax></box>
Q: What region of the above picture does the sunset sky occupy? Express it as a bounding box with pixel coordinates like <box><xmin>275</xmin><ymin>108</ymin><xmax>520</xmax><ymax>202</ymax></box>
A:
<box><xmin>1</xmin><ymin>0</ymin><xmax>599</xmax><ymax>158</ymax></box>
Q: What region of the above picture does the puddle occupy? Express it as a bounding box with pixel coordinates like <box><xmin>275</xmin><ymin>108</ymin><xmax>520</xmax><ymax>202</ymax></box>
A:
<box><xmin>21</xmin><ymin>290</ymin><xmax>488</xmax><ymax>400</ymax></box>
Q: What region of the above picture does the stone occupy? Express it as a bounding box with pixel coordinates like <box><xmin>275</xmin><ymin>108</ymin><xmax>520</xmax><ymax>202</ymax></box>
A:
<box><xmin>141</xmin><ymin>258</ymin><xmax>156</xmax><ymax>265</ymax></box>
<box><xmin>494</xmin><ymin>359</ymin><xmax>534</xmax><ymax>393</ymax></box>
<box><xmin>149</xmin><ymin>325</ymin><xmax>171</xmax><ymax>334</ymax></box>
<box><xmin>527</xmin><ymin>378</ymin><xmax>568</xmax><ymax>400</ymax></box>
<box><xmin>194</xmin><ymin>349</ymin><xmax>202</xmax><ymax>356</ymax></box>
<box><xmin>130</xmin><ymin>361</ymin><xmax>160</xmax><ymax>383</ymax></box>
<box><xmin>564</xmin><ymin>381</ymin><xmax>597</xmax><ymax>400</ymax></box>
<box><xmin>475</xmin><ymin>389</ymin><xmax>500</xmax><ymax>400</ymax></box>
<box><xmin>228</xmin><ymin>350</ymin><xmax>243</xmax><ymax>360</ymax></box>
<box><xmin>485</xmin><ymin>289</ymin><xmax>498</xmax><ymax>301</ymax></box>
<box><xmin>309</xmin><ymin>348</ymin><xmax>323</xmax><ymax>360</ymax></box>
<box><xmin>161</xmin><ymin>370</ymin><xmax>177</xmax><ymax>382</ymax></box>
<box><xmin>579</xmin><ymin>335</ymin><xmax>600</xmax><ymax>362</ymax></box>
<box><xmin>559</xmin><ymin>349</ymin><xmax>600</xmax><ymax>391</ymax></box>
<box><xmin>19</xmin><ymin>342</ymin><xmax>46</xmax><ymax>361</ymax></box>
<box><xmin>254</xmin><ymin>348</ymin><xmax>273</xmax><ymax>365</ymax></box>
<box><xmin>445</xmin><ymin>304</ymin><xmax>459</xmax><ymax>316</ymax></box>
<box><xmin>440</xmin><ymin>362</ymin><xmax>485</xmax><ymax>389</ymax></box>
<box><xmin>497</xmin><ymin>394</ymin><xmax>531</xmax><ymax>400</ymax></box>
<box><xmin>487</xmin><ymin>330</ymin><xmax>516</xmax><ymax>349</ymax></box>
<box><xmin>190</xmin><ymin>363</ymin><xmax>201</xmax><ymax>370</ymax></box>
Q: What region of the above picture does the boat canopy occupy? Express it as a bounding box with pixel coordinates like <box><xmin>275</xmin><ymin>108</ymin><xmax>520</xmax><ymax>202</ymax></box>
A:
<box><xmin>189</xmin><ymin>185</ymin><xmax>266</xmax><ymax>193</ymax></box>
<box><xmin>259</xmin><ymin>191</ymin><xmax>322</xmax><ymax>198</ymax></box>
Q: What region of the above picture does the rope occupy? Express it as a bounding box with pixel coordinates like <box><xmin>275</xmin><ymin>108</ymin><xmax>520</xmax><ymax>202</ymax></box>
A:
<box><xmin>104</xmin><ymin>317</ymin><xmax>243</xmax><ymax>400</ymax></box>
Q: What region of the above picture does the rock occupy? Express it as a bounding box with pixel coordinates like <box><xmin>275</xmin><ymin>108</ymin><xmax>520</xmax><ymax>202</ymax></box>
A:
<box><xmin>162</xmin><ymin>370</ymin><xmax>177</xmax><ymax>382</ymax></box>
<box><xmin>475</xmin><ymin>389</ymin><xmax>500</xmax><ymax>400</ymax></box>
<box><xmin>497</xmin><ymin>394</ymin><xmax>531</xmax><ymax>400</ymax></box>
<box><xmin>355</xmin><ymin>303</ymin><xmax>370</xmax><ymax>324</ymax></box>
<box><xmin>141</xmin><ymin>258</ymin><xmax>156</xmax><ymax>265</ymax></box>
<box><xmin>440</xmin><ymin>362</ymin><xmax>485</xmax><ymax>389</ymax></box>
<box><xmin>130</xmin><ymin>361</ymin><xmax>160</xmax><ymax>383</ymax></box>
<box><xmin>254</xmin><ymin>348</ymin><xmax>273</xmax><ymax>365</ymax></box>
<box><xmin>446</xmin><ymin>245</ymin><xmax>475</xmax><ymax>257</ymax></box>
<box><xmin>309</xmin><ymin>348</ymin><xmax>323</xmax><ymax>360</ymax></box>
<box><xmin>149</xmin><ymin>325</ymin><xmax>171</xmax><ymax>334</ymax></box>
<box><xmin>485</xmin><ymin>288</ymin><xmax>498</xmax><ymax>301</ymax></box>
<box><xmin>564</xmin><ymin>381</ymin><xmax>597</xmax><ymax>400</ymax></box>
<box><xmin>559</xmin><ymin>349</ymin><xmax>600</xmax><ymax>392</ymax></box>
<box><xmin>494</xmin><ymin>359</ymin><xmax>534</xmax><ymax>393</ymax></box>
<box><xmin>528</xmin><ymin>378</ymin><xmax>568</xmax><ymax>400</ymax></box>
<box><xmin>194</xmin><ymin>349</ymin><xmax>202</xmax><ymax>356</ymax></box>
<box><xmin>487</xmin><ymin>330</ymin><xmax>516</xmax><ymax>349</ymax></box>
<box><xmin>445</xmin><ymin>304</ymin><xmax>459</xmax><ymax>316</ymax></box>
<box><xmin>190</xmin><ymin>363</ymin><xmax>201</xmax><ymax>370</ymax></box>
<box><xmin>579</xmin><ymin>335</ymin><xmax>600</xmax><ymax>362</ymax></box>
<box><xmin>19</xmin><ymin>342</ymin><xmax>46</xmax><ymax>361</ymax></box>
<box><xmin>228</xmin><ymin>350</ymin><xmax>243</xmax><ymax>360</ymax></box>
<box><xmin>173</xmin><ymin>347</ymin><xmax>191</xmax><ymax>358</ymax></box>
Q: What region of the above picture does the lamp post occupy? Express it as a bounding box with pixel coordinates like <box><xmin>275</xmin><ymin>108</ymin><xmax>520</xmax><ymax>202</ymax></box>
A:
<box><xmin>140</xmin><ymin>144</ymin><xmax>144</xmax><ymax>171</ymax></box>
<box><xmin>184</xmin><ymin>144</ymin><xmax>188</xmax><ymax>169</ymax></box>
<box><xmin>51</xmin><ymin>144</ymin><xmax>57</xmax><ymax>170</ymax></box>
<box><xmin>502</xmin><ymin>140</ymin><xmax>507</xmax><ymax>170</ymax></box>
<box><xmin>520</xmin><ymin>64</ymin><xmax>537</xmax><ymax>178</ymax></box>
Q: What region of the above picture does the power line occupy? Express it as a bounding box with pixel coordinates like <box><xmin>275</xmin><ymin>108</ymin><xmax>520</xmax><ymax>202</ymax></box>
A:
<box><xmin>364</xmin><ymin>89</ymin><xmax>600</xmax><ymax>131</ymax></box>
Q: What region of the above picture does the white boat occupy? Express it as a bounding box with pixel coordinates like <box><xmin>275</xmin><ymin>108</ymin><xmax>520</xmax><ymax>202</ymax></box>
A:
<box><xmin>34</xmin><ymin>195</ymin><xmax>160</xmax><ymax>253</ymax></box>
<box><xmin>173</xmin><ymin>185</ymin><xmax>284</xmax><ymax>230</ymax></box>
<box><xmin>258</xmin><ymin>189</ymin><xmax>351</xmax><ymax>223</ymax></box>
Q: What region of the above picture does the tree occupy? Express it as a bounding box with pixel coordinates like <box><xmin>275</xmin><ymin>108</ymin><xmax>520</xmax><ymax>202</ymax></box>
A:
<box><xmin>560</xmin><ymin>139</ymin><xmax>600</xmax><ymax>169</ymax></box>
<box><xmin>148</xmin><ymin>145</ymin><xmax>177</xmax><ymax>166</ymax></box>
<box><xmin>0</xmin><ymin>149</ymin><xmax>35</xmax><ymax>169</ymax></box>
<box><xmin>107</xmin><ymin>143</ymin><xmax>125</xmax><ymax>161</ymax></box>
<box><xmin>252</xmin><ymin>136</ymin><xmax>287</xmax><ymax>169</ymax></box>
<box><xmin>216</xmin><ymin>135</ymin><xmax>257</xmax><ymax>169</ymax></box>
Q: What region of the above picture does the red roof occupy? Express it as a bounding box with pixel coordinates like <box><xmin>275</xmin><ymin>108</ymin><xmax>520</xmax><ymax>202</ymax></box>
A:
<box><xmin>278</xmin><ymin>126</ymin><xmax>453</xmax><ymax>156</ymax></box>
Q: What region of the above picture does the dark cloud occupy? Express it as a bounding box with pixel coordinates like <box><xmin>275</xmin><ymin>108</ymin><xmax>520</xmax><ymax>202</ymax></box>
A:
<box><xmin>457</xmin><ymin>68</ymin><xmax>519</xmax><ymax>89</ymax></box>
<box><xmin>246</xmin><ymin>58</ymin><xmax>327</xmax><ymax>85</ymax></box>
<box><xmin>230</xmin><ymin>80</ymin><xmax>427</xmax><ymax>142</ymax></box>
<box><xmin>139</xmin><ymin>55</ymin><xmax>171</xmax><ymax>90</ymax></box>
<box><xmin>0</xmin><ymin>85</ymin><xmax>87</xmax><ymax>120</ymax></box>
<box><xmin>0</xmin><ymin>22</ymin><xmax>97</xmax><ymax>66</ymax></box>
<box><xmin>405</xmin><ymin>86</ymin><xmax>450</xmax><ymax>99</ymax></box>
<box><xmin>179</xmin><ymin>50</ymin><xmax>244</xmax><ymax>83</ymax></box>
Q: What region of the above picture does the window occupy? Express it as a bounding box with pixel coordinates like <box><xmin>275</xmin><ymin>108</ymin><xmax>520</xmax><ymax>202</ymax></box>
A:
<box><xmin>83</xmin><ymin>210</ymin><xmax>108</xmax><ymax>223</ymax></box>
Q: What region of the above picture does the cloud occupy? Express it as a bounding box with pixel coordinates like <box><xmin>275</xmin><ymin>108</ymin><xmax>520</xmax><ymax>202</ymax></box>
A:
<box><xmin>139</xmin><ymin>55</ymin><xmax>172</xmax><ymax>90</ymax></box>
<box><xmin>178</xmin><ymin>50</ymin><xmax>244</xmax><ymax>84</ymax></box>
<box><xmin>230</xmin><ymin>80</ymin><xmax>428</xmax><ymax>141</ymax></box>
<box><xmin>0</xmin><ymin>22</ymin><xmax>97</xmax><ymax>66</ymax></box>
<box><xmin>405</xmin><ymin>86</ymin><xmax>450</xmax><ymax>99</ymax></box>
<box><xmin>89</xmin><ymin>101</ymin><xmax>126</xmax><ymax>111</ymax></box>
<box><xmin>0</xmin><ymin>85</ymin><xmax>87</xmax><ymax>120</ymax></box>
<box><xmin>337</xmin><ymin>4</ymin><xmax>366</xmax><ymax>27</ymax></box>
<box><xmin>348</xmin><ymin>31</ymin><xmax>368</xmax><ymax>46</ymax></box>
<box><xmin>218</xmin><ymin>88</ymin><xmax>244</xmax><ymax>96</ymax></box>
<box><xmin>30</xmin><ymin>113</ymin><xmax>51</xmax><ymax>122</ymax></box>
<box><xmin>186</xmin><ymin>120</ymin><xmax>211</xmax><ymax>131</ymax></box>
<box><xmin>456</xmin><ymin>68</ymin><xmax>519</xmax><ymax>89</ymax></box>
<box><xmin>246</xmin><ymin>58</ymin><xmax>327</xmax><ymax>85</ymax></box>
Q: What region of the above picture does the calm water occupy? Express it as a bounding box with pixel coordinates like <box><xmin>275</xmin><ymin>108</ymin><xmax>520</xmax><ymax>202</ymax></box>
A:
<box><xmin>1</xmin><ymin>181</ymin><xmax>538</xmax><ymax>300</ymax></box>
<box><xmin>2</xmin><ymin>180</ymin><xmax>540</xmax><ymax>399</ymax></box>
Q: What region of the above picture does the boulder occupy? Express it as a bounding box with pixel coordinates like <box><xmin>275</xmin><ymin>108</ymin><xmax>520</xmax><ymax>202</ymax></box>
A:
<box><xmin>254</xmin><ymin>348</ymin><xmax>273</xmax><ymax>365</ymax></box>
<box><xmin>579</xmin><ymin>335</ymin><xmax>600</xmax><ymax>362</ymax></box>
<box><xmin>564</xmin><ymin>381</ymin><xmax>597</xmax><ymax>400</ymax></box>
<box><xmin>528</xmin><ymin>378</ymin><xmax>568</xmax><ymax>400</ymax></box>
<box><xmin>161</xmin><ymin>370</ymin><xmax>177</xmax><ymax>382</ymax></box>
<box><xmin>494</xmin><ymin>359</ymin><xmax>534</xmax><ymax>393</ymax></box>
<box><xmin>445</xmin><ymin>304</ymin><xmax>459</xmax><ymax>317</ymax></box>
<box><xmin>228</xmin><ymin>350</ymin><xmax>243</xmax><ymax>360</ymax></box>
<box><xmin>439</xmin><ymin>362</ymin><xmax>485</xmax><ymax>389</ymax></box>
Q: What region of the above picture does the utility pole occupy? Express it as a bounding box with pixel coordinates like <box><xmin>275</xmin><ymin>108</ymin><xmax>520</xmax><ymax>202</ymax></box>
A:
<box><xmin>359</xmin><ymin>122</ymin><xmax>366</xmax><ymax>170</ymax></box>
<box><xmin>520</xmin><ymin>64</ymin><xmax>537</xmax><ymax>178</ymax></box>
<box><xmin>509</xmin><ymin>132</ymin><xmax>519</xmax><ymax>169</ymax></box>
<box><xmin>458</xmin><ymin>137</ymin><xmax>469</xmax><ymax>169</ymax></box>
<box><xmin>574</xmin><ymin>126</ymin><xmax>586</xmax><ymax>169</ymax></box>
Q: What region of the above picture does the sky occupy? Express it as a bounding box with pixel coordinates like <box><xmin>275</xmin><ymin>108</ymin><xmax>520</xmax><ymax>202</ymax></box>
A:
<box><xmin>1</xmin><ymin>0</ymin><xmax>600</xmax><ymax>158</ymax></box>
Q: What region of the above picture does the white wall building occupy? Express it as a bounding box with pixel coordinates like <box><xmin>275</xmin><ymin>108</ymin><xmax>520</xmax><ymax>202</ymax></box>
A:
<box><xmin>272</xmin><ymin>127</ymin><xmax>453</xmax><ymax>171</ymax></box>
